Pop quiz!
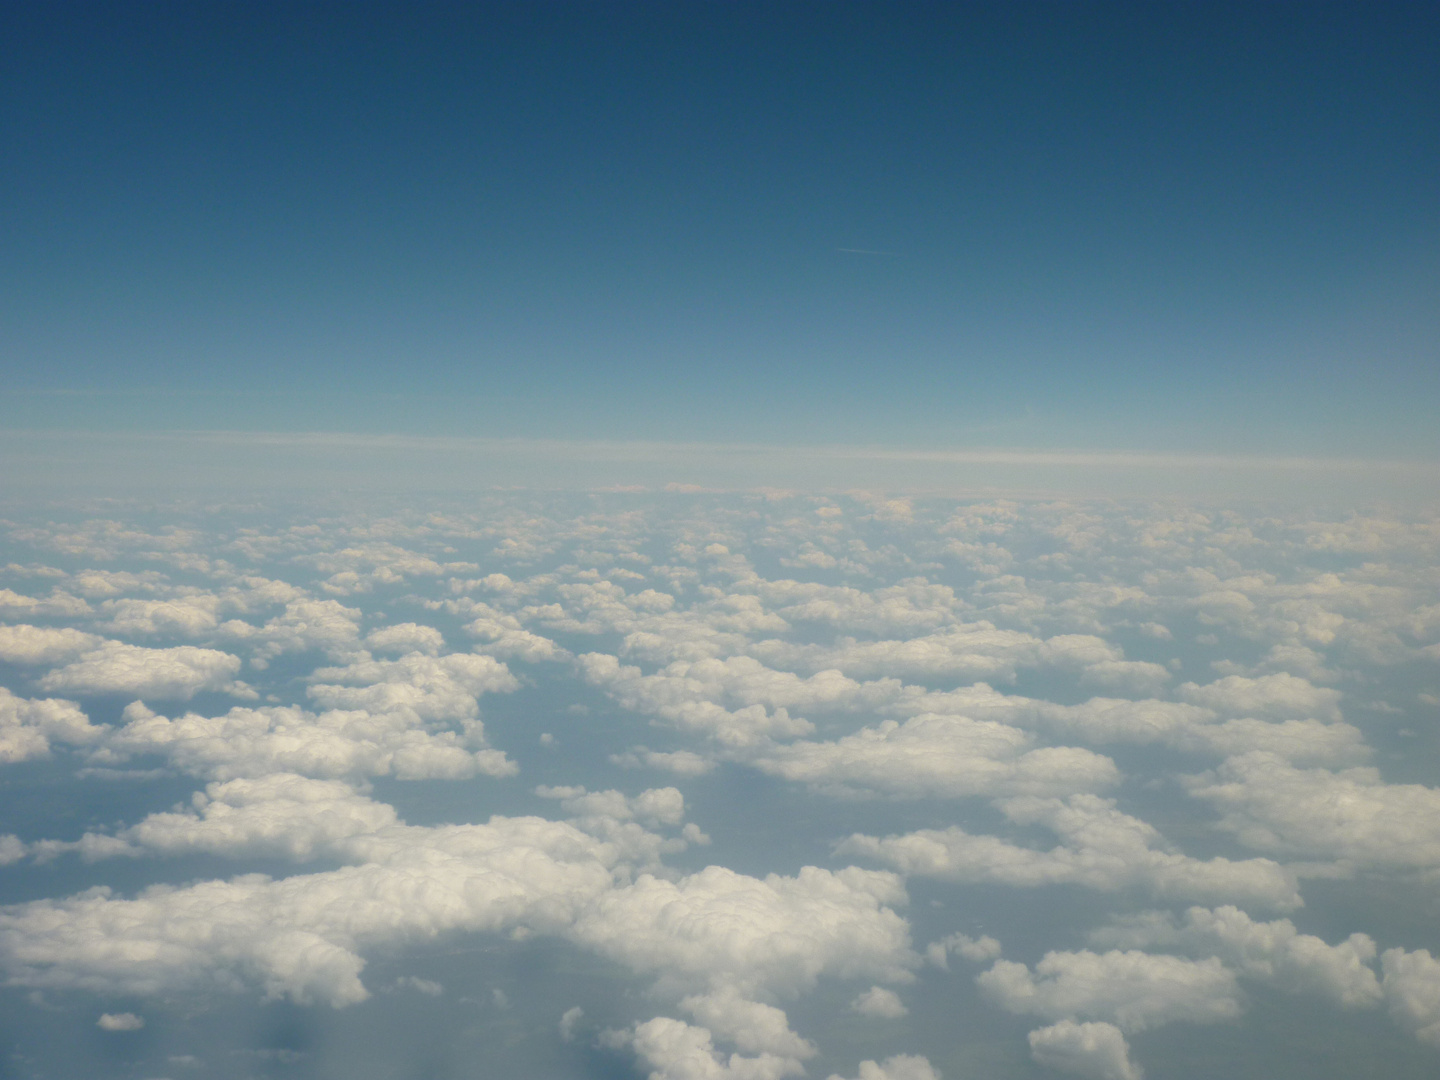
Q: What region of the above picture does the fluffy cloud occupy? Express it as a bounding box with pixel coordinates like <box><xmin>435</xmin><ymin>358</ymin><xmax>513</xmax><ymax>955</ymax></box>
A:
<box><xmin>0</xmin><ymin>813</ymin><xmax>622</xmax><ymax>1006</ymax></box>
<box><xmin>570</xmin><ymin>865</ymin><xmax>915</xmax><ymax>1000</ymax></box>
<box><xmin>307</xmin><ymin>652</ymin><xmax>518</xmax><ymax>724</ymax></box>
<box><xmin>1177</xmin><ymin>674</ymin><xmax>1342</xmax><ymax>723</ymax></box>
<box><xmin>1027</xmin><ymin>1020</ymin><xmax>1141</xmax><ymax>1080</ymax></box>
<box><xmin>850</xmin><ymin>985</ymin><xmax>907</xmax><ymax>1018</ymax></box>
<box><xmin>1381</xmin><ymin>948</ymin><xmax>1440</xmax><ymax>1047</ymax></box>
<box><xmin>38</xmin><ymin>641</ymin><xmax>248</xmax><ymax>699</ymax></box>
<box><xmin>1090</xmin><ymin>906</ymin><xmax>1381</xmax><ymax>1008</ymax></box>
<box><xmin>1184</xmin><ymin>751</ymin><xmax>1440</xmax><ymax>871</ymax></box>
<box><xmin>96</xmin><ymin>1012</ymin><xmax>144</xmax><ymax>1031</ymax></box>
<box><xmin>90</xmin><ymin>774</ymin><xmax>399</xmax><ymax>862</ymax></box>
<box><xmin>364</xmin><ymin>623</ymin><xmax>445</xmax><ymax>656</ymax></box>
<box><xmin>824</xmin><ymin>1055</ymin><xmax>939</xmax><ymax>1080</ymax></box>
<box><xmin>0</xmin><ymin>624</ymin><xmax>100</xmax><ymax>664</ymax></box>
<box><xmin>613</xmin><ymin>1016</ymin><xmax>806</xmax><ymax>1080</ymax></box>
<box><xmin>841</xmin><ymin>794</ymin><xmax>1300</xmax><ymax>910</ymax></box>
<box><xmin>924</xmin><ymin>932</ymin><xmax>1002</xmax><ymax>970</ymax></box>
<box><xmin>752</xmin><ymin>715</ymin><xmax>1118</xmax><ymax>800</ymax></box>
<box><xmin>105</xmin><ymin>701</ymin><xmax>515</xmax><ymax>781</ymax></box>
<box><xmin>977</xmin><ymin>950</ymin><xmax>1242</xmax><ymax>1032</ymax></box>
<box><xmin>0</xmin><ymin>687</ymin><xmax>106</xmax><ymax>764</ymax></box>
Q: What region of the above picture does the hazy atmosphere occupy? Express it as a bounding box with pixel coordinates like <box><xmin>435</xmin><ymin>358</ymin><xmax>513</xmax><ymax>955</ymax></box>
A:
<box><xmin>2</xmin><ymin>4</ymin><xmax>1437</xmax><ymax>1080</ymax></box>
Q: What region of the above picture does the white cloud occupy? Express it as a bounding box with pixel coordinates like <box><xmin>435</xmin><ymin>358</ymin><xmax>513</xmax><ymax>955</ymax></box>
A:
<box><xmin>559</xmin><ymin>1005</ymin><xmax>585</xmax><ymax>1042</ymax></box>
<box><xmin>570</xmin><ymin>865</ymin><xmax>915</xmax><ymax>1000</ymax></box>
<box><xmin>1184</xmin><ymin>751</ymin><xmax>1440</xmax><ymax>871</ymax></box>
<box><xmin>850</xmin><ymin>985</ymin><xmax>907</xmax><ymax>1018</ymax></box>
<box><xmin>1177</xmin><ymin>674</ymin><xmax>1342</xmax><ymax>722</ymax></box>
<box><xmin>752</xmin><ymin>715</ymin><xmax>1118</xmax><ymax>800</ymax></box>
<box><xmin>1027</xmin><ymin>1020</ymin><xmax>1141</xmax><ymax>1080</ymax></box>
<box><xmin>96</xmin><ymin>1012</ymin><xmax>144</xmax><ymax>1031</ymax></box>
<box><xmin>0</xmin><ymin>687</ymin><xmax>106</xmax><ymax>764</ymax></box>
<box><xmin>105</xmin><ymin>701</ymin><xmax>515</xmax><ymax>781</ymax></box>
<box><xmin>1089</xmin><ymin>906</ymin><xmax>1381</xmax><ymax>1008</ymax></box>
<box><xmin>612</xmin><ymin>747</ymin><xmax>717</xmax><ymax>776</ymax></box>
<box><xmin>841</xmin><ymin>794</ymin><xmax>1299</xmax><ymax>910</ymax></box>
<box><xmin>0</xmin><ymin>814</ymin><xmax>625</xmax><ymax>1006</ymax></box>
<box><xmin>38</xmin><ymin>641</ymin><xmax>248</xmax><ymax>700</ymax></box>
<box><xmin>0</xmin><ymin>588</ymin><xmax>91</xmax><ymax>617</ymax></box>
<box><xmin>824</xmin><ymin>1054</ymin><xmax>940</xmax><ymax>1080</ymax></box>
<box><xmin>307</xmin><ymin>652</ymin><xmax>518</xmax><ymax>724</ymax></box>
<box><xmin>1381</xmin><ymin>948</ymin><xmax>1440</xmax><ymax>1048</ymax></box>
<box><xmin>221</xmin><ymin>599</ymin><xmax>363</xmax><ymax>665</ymax></box>
<box><xmin>0</xmin><ymin>624</ymin><xmax>101</xmax><ymax>664</ymax></box>
<box><xmin>364</xmin><ymin>623</ymin><xmax>445</xmax><ymax>656</ymax></box>
<box><xmin>977</xmin><ymin>950</ymin><xmax>1242</xmax><ymax>1032</ymax></box>
<box><xmin>924</xmin><ymin>932</ymin><xmax>1002</xmax><ymax>970</ymax></box>
<box><xmin>615</xmin><ymin>1016</ymin><xmax>806</xmax><ymax>1080</ymax></box>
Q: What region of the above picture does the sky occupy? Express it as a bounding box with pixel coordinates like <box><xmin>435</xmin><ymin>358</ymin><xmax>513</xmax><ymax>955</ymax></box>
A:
<box><xmin>3</xmin><ymin>0</ymin><xmax>1437</xmax><ymax>456</ymax></box>
<box><xmin>3</xmin><ymin>7</ymin><xmax>1440</xmax><ymax>1080</ymax></box>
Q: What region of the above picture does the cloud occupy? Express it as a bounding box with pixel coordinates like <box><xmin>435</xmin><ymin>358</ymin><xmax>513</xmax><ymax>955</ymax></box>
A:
<box><xmin>0</xmin><ymin>624</ymin><xmax>101</xmax><ymax>664</ymax></box>
<box><xmin>0</xmin><ymin>813</ymin><xmax>625</xmax><ymax>1006</ymax></box>
<box><xmin>364</xmin><ymin>623</ymin><xmax>445</xmax><ymax>656</ymax></box>
<box><xmin>0</xmin><ymin>687</ymin><xmax>106</xmax><ymax>764</ymax></box>
<box><xmin>851</xmin><ymin>985</ymin><xmax>907</xmax><ymax>1018</ymax></box>
<box><xmin>1381</xmin><ymin>948</ymin><xmax>1440</xmax><ymax>1047</ymax></box>
<box><xmin>614</xmin><ymin>1016</ymin><xmax>807</xmax><ymax>1080</ymax></box>
<box><xmin>221</xmin><ymin>599</ymin><xmax>363</xmax><ymax>665</ymax></box>
<box><xmin>752</xmin><ymin>715</ymin><xmax>1118</xmax><ymax>800</ymax></box>
<box><xmin>977</xmin><ymin>950</ymin><xmax>1242</xmax><ymax>1032</ymax></box>
<box><xmin>105</xmin><ymin>701</ymin><xmax>515</xmax><ymax>781</ymax></box>
<box><xmin>611</xmin><ymin>747</ymin><xmax>717</xmax><ymax>776</ymax></box>
<box><xmin>924</xmin><ymin>933</ymin><xmax>1002</xmax><ymax>970</ymax></box>
<box><xmin>824</xmin><ymin>1055</ymin><xmax>939</xmax><ymax>1080</ymax></box>
<box><xmin>38</xmin><ymin>642</ymin><xmax>248</xmax><ymax>700</ymax></box>
<box><xmin>96</xmin><ymin>1012</ymin><xmax>144</xmax><ymax>1031</ymax></box>
<box><xmin>1027</xmin><ymin>1020</ymin><xmax>1141</xmax><ymax>1080</ymax></box>
<box><xmin>0</xmin><ymin>588</ymin><xmax>91</xmax><ymax>617</ymax></box>
<box><xmin>1089</xmin><ymin>906</ymin><xmax>1381</xmax><ymax>1008</ymax></box>
<box><xmin>85</xmin><ymin>774</ymin><xmax>400</xmax><ymax>862</ymax></box>
<box><xmin>307</xmin><ymin>651</ymin><xmax>518</xmax><ymax>723</ymax></box>
<box><xmin>570</xmin><ymin>864</ymin><xmax>915</xmax><ymax>1001</ymax></box>
<box><xmin>1184</xmin><ymin>751</ymin><xmax>1440</xmax><ymax>871</ymax></box>
<box><xmin>1177</xmin><ymin>674</ymin><xmax>1342</xmax><ymax>722</ymax></box>
<box><xmin>559</xmin><ymin>1005</ymin><xmax>584</xmax><ymax>1042</ymax></box>
<box><xmin>841</xmin><ymin>794</ymin><xmax>1300</xmax><ymax>910</ymax></box>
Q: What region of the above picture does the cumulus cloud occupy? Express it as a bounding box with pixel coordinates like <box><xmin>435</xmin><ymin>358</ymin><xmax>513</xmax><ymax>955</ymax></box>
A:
<box><xmin>841</xmin><ymin>794</ymin><xmax>1300</xmax><ymax>910</ymax></box>
<box><xmin>823</xmin><ymin>1055</ymin><xmax>939</xmax><ymax>1080</ymax></box>
<box><xmin>0</xmin><ymin>687</ymin><xmax>106</xmax><ymax>764</ymax></box>
<box><xmin>613</xmin><ymin>1016</ymin><xmax>806</xmax><ymax>1080</ymax></box>
<box><xmin>1177</xmin><ymin>674</ymin><xmax>1342</xmax><ymax>723</ymax></box>
<box><xmin>1184</xmin><ymin>751</ymin><xmax>1440</xmax><ymax>871</ymax></box>
<box><xmin>924</xmin><ymin>932</ymin><xmax>1002</xmax><ymax>970</ymax></box>
<box><xmin>578</xmin><ymin>654</ymin><xmax>826</xmax><ymax>747</ymax></box>
<box><xmin>0</xmin><ymin>624</ymin><xmax>100</xmax><ymax>664</ymax></box>
<box><xmin>307</xmin><ymin>652</ymin><xmax>518</xmax><ymax>724</ymax></box>
<box><xmin>1381</xmin><ymin>948</ymin><xmax>1440</xmax><ymax>1047</ymax></box>
<box><xmin>105</xmin><ymin>701</ymin><xmax>515</xmax><ymax>781</ymax></box>
<box><xmin>978</xmin><ymin>949</ymin><xmax>1241</xmax><ymax>1032</ymax></box>
<box><xmin>1089</xmin><ymin>906</ymin><xmax>1381</xmax><ymax>1008</ymax></box>
<box><xmin>0</xmin><ymin>814</ymin><xmax>625</xmax><ymax>1006</ymax></box>
<box><xmin>364</xmin><ymin>623</ymin><xmax>445</xmax><ymax>656</ymax></box>
<box><xmin>38</xmin><ymin>642</ymin><xmax>248</xmax><ymax>700</ymax></box>
<box><xmin>850</xmin><ymin>985</ymin><xmax>907</xmax><ymax>1018</ymax></box>
<box><xmin>96</xmin><ymin>1012</ymin><xmax>144</xmax><ymax>1031</ymax></box>
<box><xmin>752</xmin><ymin>715</ymin><xmax>1118</xmax><ymax>800</ymax></box>
<box><xmin>1027</xmin><ymin>1020</ymin><xmax>1141</xmax><ymax>1080</ymax></box>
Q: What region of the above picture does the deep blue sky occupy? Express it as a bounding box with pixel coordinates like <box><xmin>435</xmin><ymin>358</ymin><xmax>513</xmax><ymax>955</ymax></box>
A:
<box><xmin>3</xmin><ymin>1</ymin><xmax>1436</xmax><ymax>453</ymax></box>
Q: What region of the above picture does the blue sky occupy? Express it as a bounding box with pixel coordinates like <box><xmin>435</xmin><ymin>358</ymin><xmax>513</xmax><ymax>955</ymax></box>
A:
<box><xmin>4</xmin><ymin>1</ymin><xmax>1436</xmax><ymax>455</ymax></box>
